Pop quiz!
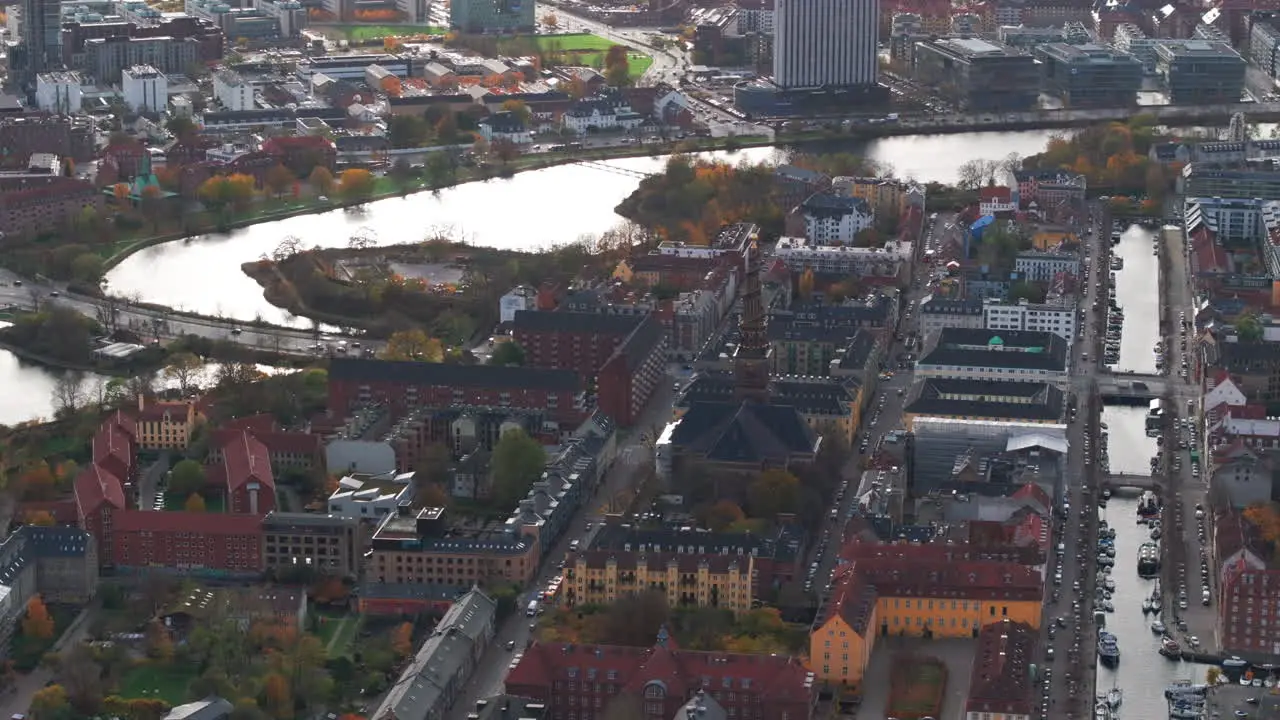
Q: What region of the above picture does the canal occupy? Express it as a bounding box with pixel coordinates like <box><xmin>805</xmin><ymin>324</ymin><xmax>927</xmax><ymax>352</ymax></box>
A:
<box><xmin>1111</xmin><ymin>225</ymin><xmax>1161</xmax><ymax>376</ymax></box>
<box><xmin>1099</xmin><ymin>228</ymin><xmax>1212</xmax><ymax>712</ymax></box>
<box><xmin>1098</xmin><ymin>406</ymin><xmax>1214</xmax><ymax>713</ymax></box>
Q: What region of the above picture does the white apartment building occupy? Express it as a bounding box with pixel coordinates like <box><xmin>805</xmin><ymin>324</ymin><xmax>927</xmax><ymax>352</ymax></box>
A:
<box><xmin>919</xmin><ymin>295</ymin><xmax>985</xmax><ymax>341</ymax></box>
<box><xmin>35</xmin><ymin>71</ymin><xmax>82</xmax><ymax>114</ymax></box>
<box><xmin>800</xmin><ymin>194</ymin><xmax>874</xmax><ymax>245</ymax></box>
<box><xmin>121</xmin><ymin>65</ymin><xmax>166</xmax><ymax>113</ymax></box>
<box><xmin>326</xmin><ymin>471</ymin><xmax>414</xmax><ymax>520</ymax></box>
<box><xmin>214</xmin><ymin>70</ymin><xmax>254</xmax><ymax>111</ymax></box>
<box><xmin>499</xmin><ymin>285</ymin><xmax>538</xmax><ymax>324</ymax></box>
<box><xmin>983</xmin><ymin>298</ymin><xmax>1077</xmax><ymax>340</ymax></box>
<box><xmin>1015</xmin><ymin>250</ymin><xmax>1080</xmax><ymax>282</ymax></box>
<box><xmin>775</xmin><ymin>237</ymin><xmax>910</xmax><ymax>277</ymax></box>
<box><xmin>774</xmin><ymin>0</ymin><xmax>878</xmax><ymax>88</ymax></box>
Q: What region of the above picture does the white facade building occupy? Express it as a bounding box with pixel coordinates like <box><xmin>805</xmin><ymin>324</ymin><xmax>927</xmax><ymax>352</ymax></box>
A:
<box><xmin>326</xmin><ymin>471</ymin><xmax>414</xmax><ymax>520</ymax></box>
<box><xmin>1015</xmin><ymin>250</ymin><xmax>1080</xmax><ymax>282</ymax></box>
<box><xmin>214</xmin><ymin>70</ymin><xmax>254</xmax><ymax>111</ymax></box>
<box><xmin>983</xmin><ymin>299</ymin><xmax>1077</xmax><ymax>340</ymax></box>
<box><xmin>774</xmin><ymin>0</ymin><xmax>879</xmax><ymax>89</ymax></box>
<box><xmin>35</xmin><ymin>71</ymin><xmax>82</xmax><ymax>114</ymax></box>
<box><xmin>499</xmin><ymin>285</ymin><xmax>538</xmax><ymax>324</ymax></box>
<box><xmin>121</xmin><ymin>65</ymin><xmax>166</xmax><ymax>113</ymax></box>
<box><xmin>562</xmin><ymin>97</ymin><xmax>645</xmax><ymax>134</ymax></box>
<box><xmin>801</xmin><ymin>194</ymin><xmax>874</xmax><ymax>244</ymax></box>
<box><xmin>775</xmin><ymin>236</ymin><xmax>910</xmax><ymax>276</ymax></box>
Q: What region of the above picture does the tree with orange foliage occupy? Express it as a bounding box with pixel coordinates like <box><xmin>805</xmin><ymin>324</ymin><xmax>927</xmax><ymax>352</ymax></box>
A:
<box><xmin>381</xmin><ymin>75</ymin><xmax>403</xmax><ymax>97</ymax></box>
<box><xmin>22</xmin><ymin>595</ymin><xmax>54</xmax><ymax>639</ymax></box>
<box><xmin>311</xmin><ymin>576</ymin><xmax>350</xmax><ymax>605</ymax></box>
<box><xmin>338</xmin><ymin>168</ymin><xmax>376</xmax><ymax>201</ymax></box>
<box><xmin>798</xmin><ymin>267</ymin><xmax>815</xmax><ymax>299</ymax></box>
<box><xmin>1243</xmin><ymin>503</ymin><xmax>1280</xmax><ymax>550</ymax></box>
<box><xmin>24</xmin><ymin>510</ymin><xmax>55</xmax><ymax>526</ymax></box>
<box><xmin>383</xmin><ymin>36</ymin><xmax>402</xmax><ymax>53</ymax></box>
<box><xmin>704</xmin><ymin>500</ymin><xmax>745</xmax><ymax>532</ymax></box>
<box><xmin>390</xmin><ymin>622</ymin><xmax>414</xmax><ymax>657</ymax></box>
<box><xmin>185</xmin><ymin>493</ymin><xmax>206</xmax><ymax>512</ymax></box>
<box><xmin>21</xmin><ymin>460</ymin><xmax>56</xmax><ymax>501</ymax></box>
<box><xmin>263</xmin><ymin>673</ymin><xmax>292</xmax><ymax>720</ymax></box>
<box><xmin>265</xmin><ymin>164</ymin><xmax>295</xmax><ymax>198</ymax></box>
<box><xmin>112</xmin><ymin>183</ymin><xmax>131</xmax><ymax>203</ymax></box>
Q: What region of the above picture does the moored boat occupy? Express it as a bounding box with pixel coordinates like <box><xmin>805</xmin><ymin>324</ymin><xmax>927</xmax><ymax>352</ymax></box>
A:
<box><xmin>1151</xmin><ymin>620</ymin><xmax>1166</xmax><ymax>633</ymax></box>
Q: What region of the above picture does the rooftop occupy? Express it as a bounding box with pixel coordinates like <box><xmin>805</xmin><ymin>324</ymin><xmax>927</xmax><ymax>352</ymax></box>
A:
<box><xmin>905</xmin><ymin>378</ymin><xmax>1064</xmax><ymax>422</ymax></box>
<box><xmin>965</xmin><ymin>619</ymin><xmax>1037</xmax><ymax>716</ymax></box>
<box><xmin>329</xmin><ymin>357</ymin><xmax>581</xmax><ymax>392</ymax></box>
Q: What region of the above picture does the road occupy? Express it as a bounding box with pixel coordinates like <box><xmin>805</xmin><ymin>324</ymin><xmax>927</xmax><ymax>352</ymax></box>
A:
<box><xmin>0</xmin><ymin>268</ymin><xmax>381</xmax><ymax>357</ymax></box>
<box><xmin>442</xmin><ymin>370</ymin><xmax>680</xmax><ymax>720</ymax></box>
<box><xmin>0</xmin><ymin>605</ymin><xmax>98</xmax><ymax>717</ymax></box>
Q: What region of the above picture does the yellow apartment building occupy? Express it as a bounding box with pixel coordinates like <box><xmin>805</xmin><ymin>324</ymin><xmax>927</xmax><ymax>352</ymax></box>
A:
<box><xmin>565</xmin><ymin>550</ymin><xmax>754</xmax><ymax>613</ymax></box>
<box><xmin>135</xmin><ymin>397</ymin><xmax>203</xmax><ymax>450</ymax></box>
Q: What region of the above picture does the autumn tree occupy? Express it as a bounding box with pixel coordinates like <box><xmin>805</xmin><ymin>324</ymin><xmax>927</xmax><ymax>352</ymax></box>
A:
<box><xmin>390</xmin><ymin>622</ymin><xmax>413</xmax><ymax>657</ymax></box>
<box><xmin>604</xmin><ymin>45</ymin><xmax>632</xmax><ymax>86</ymax></box>
<box><xmin>383</xmin><ymin>329</ymin><xmax>444</xmax><ymax>362</ymax></box>
<box><xmin>22</xmin><ymin>595</ymin><xmax>55</xmax><ymax>639</ymax></box>
<box><xmin>263</xmin><ymin>673</ymin><xmax>292</xmax><ymax>720</ymax></box>
<box><xmin>21</xmin><ymin>460</ymin><xmax>57</xmax><ymax>500</ymax></box>
<box><xmin>491</xmin><ymin>428</ymin><xmax>547</xmax><ymax>508</ymax></box>
<box><xmin>501</xmin><ymin>99</ymin><xmax>532</xmax><ymax>125</ymax></box>
<box><xmin>798</xmin><ymin>267</ymin><xmax>815</xmax><ymax>298</ymax></box>
<box><xmin>163</xmin><ymin>351</ymin><xmax>203</xmax><ymax>394</ymax></box>
<box><xmin>146</xmin><ymin>620</ymin><xmax>175</xmax><ymax>661</ymax></box>
<box><xmin>308</xmin><ymin>166</ymin><xmax>335</xmax><ymax>195</ymax></box>
<box><xmin>704</xmin><ymin>499</ymin><xmax>745</xmax><ymax>531</ymax></box>
<box><xmin>338</xmin><ymin>168</ymin><xmax>376</xmax><ymax>201</ymax></box>
<box><xmin>265</xmin><ymin>164</ymin><xmax>295</xmax><ymax>198</ymax></box>
<box><xmin>747</xmin><ymin>469</ymin><xmax>800</xmax><ymax>519</ymax></box>
<box><xmin>24</xmin><ymin>510</ymin><xmax>56</xmax><ymax>526</ymax></box>
<box><xmin>185</xmin><ymin>493</ymin><xmax>207</xmax><ymax>512</ymax></box>
<box><xmin>541</xmin><ymin>12</ymin><xmax>558</xmax><ymax>27</ymax></box>
<box><xmin>31</xmin><ymin>684</ymin><xmax>69</xmax><ymax>719</ymax></box>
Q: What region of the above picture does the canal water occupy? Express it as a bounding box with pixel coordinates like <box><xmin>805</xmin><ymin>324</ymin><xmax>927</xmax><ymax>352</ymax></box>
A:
<box><xmin>1098</xmin><ymin>406</ymin><xmax>1215</xmax><ymax>714</ymax></box>
<box><xmin>1099</xmin><ymin>229</ymin><xmax>1213</xmax><ymax>713</ymax></box>
<box><xmin>1111</xmin><ymin>225</ymin><xmax>1161</xmax><ymax>376</ymax></box>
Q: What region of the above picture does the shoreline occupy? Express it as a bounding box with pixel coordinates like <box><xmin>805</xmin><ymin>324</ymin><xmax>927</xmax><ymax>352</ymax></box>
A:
<box><xmin>99</xmin><ymin>136</ymin><xmax>777</xmax><ymax>274</ymax></box>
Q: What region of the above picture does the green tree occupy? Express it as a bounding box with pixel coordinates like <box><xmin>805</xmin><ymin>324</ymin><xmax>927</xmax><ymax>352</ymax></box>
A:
<box><xmin>1008</xmin><ymin>281</ymin><xmax>1046</xmax><ymax>304</ymax></box>
<box><xmin>747</xmin><ymin>469</ymin><xmax>800</xmax><ymax>518</ymax></box>
<box><xmin>1236</xmin><ymin>312</ymin><xmax>1263</xmax><ymax>343</ymax></box>
<box><xmin>169</xmin><ymin>459</ymin><xmax>206</xmax><ymax>498</ymax></box>
<box><xmin>489</xmin><ymin>341</ymin><xmax>526</xmax><ymax>366</ymax></box>
<box><xmin>388</xmin><ymin>115</ymin><xmax>432</xmax><ymax>149</ymax></box>
<box><xmin>70</xmin><ymin>253</ymin><xmax>105</xmax><ymax>284</ymax></box>
<box><xmin>491</xmin><ymin>428</ymin><xmax>546</xmax><ymax>508</ymax></box>
<box><xmin>163</xmin><ymin>351</ymin><xmax>203</xmax><ymax>394</ymax></box>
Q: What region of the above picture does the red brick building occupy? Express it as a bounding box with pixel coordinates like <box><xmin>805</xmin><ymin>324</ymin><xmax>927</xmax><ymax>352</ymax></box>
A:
<box><xmin>506</xmin><ymin>636</ymin><xmax>815</xmax><ymax>720</ymax></box>
<box><xmin>1215</xmin><ymin>506</ymin><xmax>1280</xmax><ymax>656</ymax></box>
<box><xmin>327</xmin><ymin>358</ymin><xmax>587</xmax><ymax>427</ymax></box>
<box><xmin>113</xmin><ymin>511</ymin><xmax>263</xmax><ymax>572</ymax></box>
<box><xmin>261</xmin><ymin>135</ymin><xmax>337</xmax><ymax>176</ymax></box>
<box><xmin>0</xmin><ymin>176</ymin><xmax>102</xmax><ymax>239</ymax></box>
<box><xmin>74</xmin><ymin>463</ymin><xmax>126</xmax><ymax>564</ymax></box>
<box><xmin>512</xmin><ymin>311</ymin><xmax>667</xmax><ymax>426</ymax></box>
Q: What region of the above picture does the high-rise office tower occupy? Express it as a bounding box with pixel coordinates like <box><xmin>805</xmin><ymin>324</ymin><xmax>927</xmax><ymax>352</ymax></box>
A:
<box><xmin>773</xmin><ymin>0</ymin><xmax>879</xmax><ymax>89</ymax></box>
<box><xmin>21</xmin><ymin>0</ymin><xmax>62</xmax><ymax>80</ymax></box>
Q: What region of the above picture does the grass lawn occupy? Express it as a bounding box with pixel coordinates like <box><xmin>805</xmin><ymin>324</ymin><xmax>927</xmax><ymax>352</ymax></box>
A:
<box><xmin>888</xmin><ymin>657</ymin><xmax>946</xmax><ymax>718</ymax></box>
<box><xmin>315</xmin><ymin>612</ymin><xmax>361</xmax><ymax>656</ymax></box>
<box><xmin>536</xmin><ymin>33</ymin><xmax>616</xmax><ymax>52</ymax></box>
<box><xmin>322</xmin><ymin>24</ymin><xmax>446</xmax><ymax>41</ymax></box>
<box><xmin>118</xmin><ymin>663</ymin><xmax>199</xmax><ymax>704</ymax></box>
<box><xmin>163</xmin><ymin>492</ymin><xmax>225</xmax><ymax>512</ymax></box>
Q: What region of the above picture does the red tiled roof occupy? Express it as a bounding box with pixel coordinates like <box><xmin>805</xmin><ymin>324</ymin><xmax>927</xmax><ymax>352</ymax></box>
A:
<box><xmin>818</xmin><ymin>564</ymin><xmax>876</xmax><ymax>634</ymax></box>
<box><xmin>965</xmin><ymin>619</ymin><xmax>1037</xmax><ymax>716</ymax></box>
<box><xmin>137</xmin><ymin>400</ymin><xmax>192</xmax><ymax>423</ymax></box>
<box><xmin>980</xmin><ymin>186</ymin><xmax>1011</xmax><ymax>201</ymax></box>
<box><xmin>507</xmin><ymin>640</ymin><xmax>813</xmax><ymax>706</ymax></box>
<box><xmin>113</xmin><ymin>509</ymin><xmax>263</xmax><ymax>535</ymax></box>
<box><xmin>224</xmin><ymin>413</ymin><xmax>277</xmax><ymax>434</ymax></box>
<box><xmin>843</xmin><ymin>547</ymin><xmax>1043</xmax><ymax>600</ymax></box>
<box><xmin>221</xmin><ymin>431</ymin><xmax>276</xmax><ymax>493</ymax></box>
<box><xmin>104</xmin><ymin>409</ymin><xmax>137</xmax><ymax>441</ymax></box>
<box><xmin>74</xmin><ymin>464</ymin><xmax>126</xmax><ymax>513</ymax></box>
<box><xmin>1011</xmin><ymin>482</ymin><xmax>1051</xmax><ymax>510</ymax></box>
<box><xmin>93</xmin><ymin>424</ymin><xmax>133</xmax><ymax>480</ymax></box>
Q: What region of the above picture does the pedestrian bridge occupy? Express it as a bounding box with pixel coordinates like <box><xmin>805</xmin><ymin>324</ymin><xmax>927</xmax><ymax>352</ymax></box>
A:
<box><xmin>1097</xmin><ymin>374</ymin><xmax>1169</xmax><ymax>402</ymax></box>
<box><xmin>1103</xmin><ymin>474</ymin><xmax>1163</xmax><ymax>491</ymax></box>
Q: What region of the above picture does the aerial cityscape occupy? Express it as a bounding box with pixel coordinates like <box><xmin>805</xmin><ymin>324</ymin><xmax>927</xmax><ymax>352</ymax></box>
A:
<box><xmin>3</xmin><ymin>0</ymin><xmax>1280</xmax><ymax>719</ymax></box>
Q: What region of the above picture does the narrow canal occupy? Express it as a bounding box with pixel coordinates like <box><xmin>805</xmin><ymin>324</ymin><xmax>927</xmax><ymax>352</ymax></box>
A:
<box><xmin>1111</xmin><ymin>225</ymin><xmax>1162</xmax><ymax>376</ymax></box>
<box><xmin>1098</xmin><ymin>223</ymin><xmax>1213</xmax><ymax>713</ymax></box>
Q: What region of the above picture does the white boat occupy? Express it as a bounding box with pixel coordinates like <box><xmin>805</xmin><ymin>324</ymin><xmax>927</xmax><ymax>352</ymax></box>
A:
<box><xmin>1143</xmin><ymin>598</ymin><xmax>1154</xmax><ymax>613</ymax></box>
<box><xmin>1103</xmin><ymin>600</ymin><xmax>1115</xmax><ymax>612</ymax></box>
<box><xmin>1095</xmin><ymin>701</ymin><xmax>1112</xmax><ymax>720</ymax></box>
<box><xmin>1104</xmin><ymin>578</ymin><xmax>1116</xmax><ymax>591</ymax></box>
<box><xmin>1151</xmin><ymin>620</ymin><xmax>1166</xmax><ymax>633</ymax></box>
<box><xmin>1107</xmin><ymin>687</ymin><xmax>1122</xmax><ymax>709</ymax></box>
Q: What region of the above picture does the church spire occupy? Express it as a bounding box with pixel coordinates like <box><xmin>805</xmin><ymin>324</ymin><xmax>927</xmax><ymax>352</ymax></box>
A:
<box><xmin>733</xmin><ymin>241</ymin><xmax>771</xmax><ymax>403</ymax></box>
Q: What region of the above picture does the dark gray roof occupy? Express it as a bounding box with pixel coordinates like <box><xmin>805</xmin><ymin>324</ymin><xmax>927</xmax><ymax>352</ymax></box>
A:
<box><xmin>482</xmin><ymin>110</ymin><xmax>527</xmax><ymax>133</ymax></box>
<box><xmin>0</xmin><ymin>525</ymin><xmax>94</xmax><ymax>586</ymax></box>
<box><xmin>920</xmin><ymin>296</ymin><xmax>984</xmax><ymax>316</ymax></box>
<box><xmin>671</xmin><ymin>400</ymin><xmax>817</xmax><ymax>464</ymax></box>
<box><xmin>801</xmin><ymin>192</ymin><xmax>870</xmax><ymax>218</ymax></box>
<box><xmin>591</xmin><ymin>523</ymin><xmax>799</xmax><ymax>562</ymax></box>
<box><xmin>617</xmin><ymin>314</ymin><xmax>665</xmax><ymax>370</ymax></box>
<box><xmin>680</xmin><ymin>372</ymin><xmax>857</xmax><ymax>415</ymax></box>
<box><xmin>919</xmin><ymin>328</ymin><xmax>1068</xmax><ymax>372</ymax></box>
<box><xmin>513</xmin><ymin>310</ymin><xmax>642</xmax><ymax>336</ymax></box>
<box><xmin>329</xmin><ymin>357</ymin><xmax>581</xmax><ymax>391</ymax></box>
<box><xmin>1219</xmin><ymin>341</ymin><xmax>1280</xmax><ymax>372</ymax></box>
<box><xmin>904</xmin><ymin>378</ymin><xmax>1064</xmax><ymax>422</ymax></box>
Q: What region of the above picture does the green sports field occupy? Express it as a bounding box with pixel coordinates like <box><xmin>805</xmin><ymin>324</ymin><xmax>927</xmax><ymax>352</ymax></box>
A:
<box><xmin>537</xmin><ymin>34</ymin><xmax>652</xmax><ymax>79</ymax></box>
